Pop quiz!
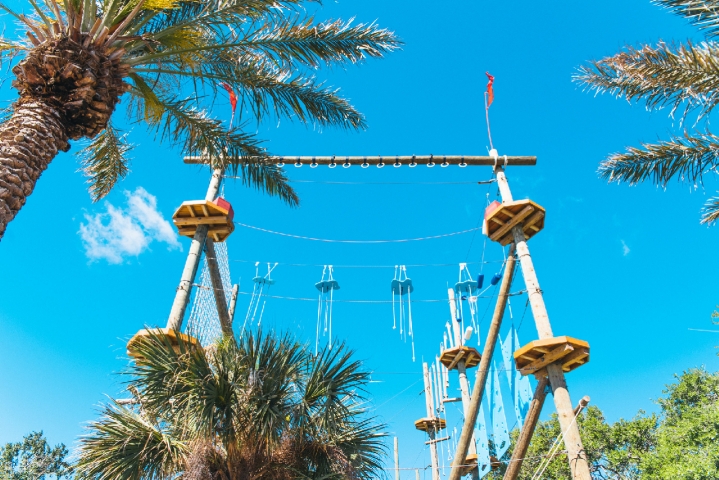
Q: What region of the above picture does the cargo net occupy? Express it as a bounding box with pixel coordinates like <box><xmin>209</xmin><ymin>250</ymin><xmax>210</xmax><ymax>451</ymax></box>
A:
<box><xmin>185</xmin><ymin>241</ymin><xmax>233</xmax><ymax>346</ymax></box>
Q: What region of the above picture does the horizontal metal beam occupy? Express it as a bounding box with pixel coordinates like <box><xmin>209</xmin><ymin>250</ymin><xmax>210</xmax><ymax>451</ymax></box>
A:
<box><xmin>183</xmin><ymin>154</ymin><xmax>537</xmax><ymax>167</ymax></box>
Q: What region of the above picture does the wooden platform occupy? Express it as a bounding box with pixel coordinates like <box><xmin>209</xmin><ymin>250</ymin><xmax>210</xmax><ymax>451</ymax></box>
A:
<box><xmin>514</xmin><ymin>336</ymin><xmax>589</xmax><ymax>378</ymax></box>
<box><xmin>414</xmin><ymin>417</ymin><xmax>447</xmax><ymax>432</ymax></box>
<box><xmin>126</xmin><ymin>328</ymin><xmax>200</xmax><ymax>360</ymax></box>
<box><xmin>460</xmin><ymin>453</ymin><xmax>478</xmax><ymax>476</ymax></box>
<box><xmin>439</xmin><ymin>345</ymin><xmax>481</xmax><ymax>370</ymax></box>
<box><xmin>484</xmin><ymin>199</ymin><xmax>545</xmax><ymax>246</ymax></box>
<box><xmin>172</xmin><ymin>200</ymin><xmax>235</xmax><ymax>242</ymax></box>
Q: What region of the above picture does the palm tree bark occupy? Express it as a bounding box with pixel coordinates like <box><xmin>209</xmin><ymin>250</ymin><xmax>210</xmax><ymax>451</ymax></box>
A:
<box><xmin>0</xmin><ymin>101</ymin><xmax>69</xmax><ymax>239</ymax></box>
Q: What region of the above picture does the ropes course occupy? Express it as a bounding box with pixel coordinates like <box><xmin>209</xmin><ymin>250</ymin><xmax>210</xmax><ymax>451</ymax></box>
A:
<box><xmin>121</xmin><ymin>73</ymin><xmax>594</xmax><ymax>480</ymax></box>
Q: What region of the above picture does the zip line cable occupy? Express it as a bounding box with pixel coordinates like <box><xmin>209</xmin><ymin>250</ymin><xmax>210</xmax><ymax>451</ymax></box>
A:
<box><xmin>224</xmin><ymin>176</ymin><xmax>497</xmax><ymax>186</ymax></box>
<box><xmin>192</xmin><ymin>283</ymin><xmax>527</xmax><ymax>304</ymax></box>
<box><xmin>226</xmin><ymin>259</ymin><xmax>505</xmax><ymax>269</ymax></box>
<box><xmin>234</xmin><ymin>222</ymin><xmax>481</xmax><ymax>243</ymax></box>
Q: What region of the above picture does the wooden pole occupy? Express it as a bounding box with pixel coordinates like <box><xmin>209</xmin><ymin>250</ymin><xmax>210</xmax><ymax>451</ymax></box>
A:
<box><xmin>416</xmin><ymin>470</ymin><xmax>420</xmax><ymax>480</ymax></box>
<box><xmin>447</xmin><ymin>288</ymin><xmax>479</xmax><ymax>469</ymax></box>
<box><xmin>422</xmin><ymin>362</ymin><xmax>440</xmax><ymax>480</ymax></box>
<box><xmin>166</xmin><ymin>168</ymin><xmax>223</xmax><ymax>330</ymax></box>
<box><xmin>204</xmin><ymin>239</ymin><xmax>232</xmax><ymax>336</ymax></box>
<box><xmin>495</xmin><ymin>167</ymin><xmax>591</xmax><ymax>480</ymax></box>
<box><xmin>183</xmin><ymin>154</ymin><xmax>537</xmax><ymax>168</ymax></box>
<box><xmin>227</xmin><ymin>284</ymin><xmax>239</xmax><ymax>325</ymax></box>
<box><xmin>503</xmin><ymin>376</ymin><xmax>549</xmax><ymax>480</ymax></box>
<box><xmin>394</xmin><ymin>437</ymin><xmax>400</xmax><ymax>480</ymax></box>
<box><xmin>448</xmin><ymin>249</ymin><xmax>516</xmax><ymax>480</ymax></box>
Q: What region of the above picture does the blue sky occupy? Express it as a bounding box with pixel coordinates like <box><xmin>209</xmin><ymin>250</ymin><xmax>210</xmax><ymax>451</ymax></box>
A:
<box><xmin>1</xmin><ymin>0</ymin><xmax>718</xmax><ymax>476</ymax></box>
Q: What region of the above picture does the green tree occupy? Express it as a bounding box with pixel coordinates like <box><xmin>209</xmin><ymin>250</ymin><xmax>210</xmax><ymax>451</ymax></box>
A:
<box><xmin>0</xmin><ymin>0</ymin><xmax>399</xmax><ymax>238</ymax></box>
<box><xmin>488</xmin><ymin>367</ymin><xmax>719</xmax><ymax>479</ymax></box>
<box><xmin>0</xmin><ymin>431</ymin><xmax>73</xmax><ymax>479</ymax></box>
<box><xmin>575</xmin><ymin>0</ymin><xmax>719</xmax><ymax>224</ymax></box>
<box><xmin>75</xmin><ymin>331</ymin><xmax>386</xmax><ymax>479</ymax></box>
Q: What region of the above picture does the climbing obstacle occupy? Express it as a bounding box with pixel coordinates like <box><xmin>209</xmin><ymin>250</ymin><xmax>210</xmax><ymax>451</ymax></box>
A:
<box><xmin>484</xmin><ymin>199</ymin><xmax>545</xmax><ymax>246</ymax></box>
<box><xmin>126</xmin><ymin>327</ymin><xmax>200</xmax><ymax>360</ymax></box>
<box><xmin>439</xmin><ymin>345</ymin><xmax>481</xmax><ymax>370</ymax></box>
<box><xmin>172</xmin><ymin>197</ymin><xmax>235</xmax><ymax>242</ymax></box>
<box><xmin>513</xmin><ymin>336</ymin><xmax>590</xmax><ymax>378</ymax></box>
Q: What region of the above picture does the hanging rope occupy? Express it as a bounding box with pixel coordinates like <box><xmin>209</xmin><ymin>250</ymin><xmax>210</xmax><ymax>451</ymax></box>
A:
<box><xmin>315</xmin><ymin>265</ymin><xmax>340</xmax><ymax>353</ymax></box>
<box><xmin>234</xmin><ymin>222</ymin><xmax>480</xmax><ymax>243</ymax></box>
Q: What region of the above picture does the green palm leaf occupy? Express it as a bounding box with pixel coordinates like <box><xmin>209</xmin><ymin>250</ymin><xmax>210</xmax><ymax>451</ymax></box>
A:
<box><xmin>77</xmin><ymin>123</ymin><xmax>132</xmax><ymax>202</ymax></box>
<box><xmin>655</xmin><ymin>0</ymin><xmax>719</xmax><ymax>38</ymax></box>
<box><xmin>77</xmin><ymin>331</ymin><xmax>387</xmax><ymax>479</ymax></box>
<box><xmin>702</xmin><ymin>193</ymin><xmax>719</xmax><ymax>224</ymax></box>
<box><xmin>575</xmin><ymin>41</ymin><xmax>719</xmax><ymax>121</ymax></box>
<box><xmin>598</xmin><ymin>131</ymin><xmax>719</xmax><ymax>186</ymax></box>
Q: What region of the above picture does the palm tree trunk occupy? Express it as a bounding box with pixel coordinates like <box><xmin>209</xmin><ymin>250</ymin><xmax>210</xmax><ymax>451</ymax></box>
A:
<box><xmin>0</xmin><ymin>101</ymin><xmax>69</xmax><ymax>239</ymax></box>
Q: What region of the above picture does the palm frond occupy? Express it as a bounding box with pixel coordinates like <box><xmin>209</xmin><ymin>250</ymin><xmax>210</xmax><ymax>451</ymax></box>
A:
<box><xmin>75</xmin><ymin>403</ymin><xmax>187</xmax><ymax>480</ymax></box>
<box><xmin>701</xmin><ymin>192</ymin><xmax>719</xmax><ymax>224</ymax></box>
<box><xmin>242</xmin><ymin>17</ymin><xmax>401</xmax><ymax>69</ymax></box>
<box><xmin>127</xmin><ymin>80</ymin><xmax>298</xmax><ymax>205</ymax></box>
<box><xmin>574</xmin><ymin>41</ymin><xmax>719</xmax><ymax>121</ymax></box>
<box><xmin>77</xmin><ymin>123</ymin><xmax>132</xmax><ymax>202</ymax></box>
<box><xmin>598</xmin><ymin>130</ymin><xmax>719</xmax><ymax>186</ymax></box>
<box><xmin>655</xmin><ymin>0</ymin><xmax>719</xmax><ymax>38</ymax></box>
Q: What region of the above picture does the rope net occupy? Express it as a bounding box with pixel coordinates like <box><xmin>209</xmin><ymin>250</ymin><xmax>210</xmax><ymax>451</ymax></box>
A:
<box><xmin>186</xmin><ymin>241</ymin><xmax>233</xmax><ymax>346</ymax></box>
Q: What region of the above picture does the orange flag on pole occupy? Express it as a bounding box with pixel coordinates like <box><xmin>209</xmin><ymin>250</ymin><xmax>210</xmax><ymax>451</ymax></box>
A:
<box><xmin>486</xmin><ymin>72</ymin><xmax>495</xmax><ymax>108</ymax></box>
<box><xmin>220</xmin><ymin>82</ymin><xmax>237</xmax><ymax>113</ymax></box>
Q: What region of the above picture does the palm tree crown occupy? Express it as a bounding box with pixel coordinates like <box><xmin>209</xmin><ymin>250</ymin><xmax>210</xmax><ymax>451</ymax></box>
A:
<box><xmin>575</xmin><ymin>0</ymin><xmax>719</xmax><ymax>224</ymax></box>
<box><xmin>0</xmin><ymin>0</ymin><xmax>399</xmax><ymax>238</ymax></box>
<box><xmin>76</xmin><ymin>330</ymin><xmax>387</xmax><ymax>479</ymax></box>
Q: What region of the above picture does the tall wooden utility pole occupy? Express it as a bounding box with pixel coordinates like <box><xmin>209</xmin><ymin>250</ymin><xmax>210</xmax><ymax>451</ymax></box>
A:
<box><xmin>166</xmin><ymin>167</ymin><xmax>232</xmax><ymax>335</ymax></box>
<box><xmin>167</xmin><ymin>167</ymin><xmax>222</xmax><ymax>331</ymax></box>
<box><xmin>449</xmin><ymin>250</ymin><xmax>516</xmax><ymax>480</ymax></box>
<box><xmin>447</xmin><ymin>289</ymin><xmax>480</xmax><ymax>479</ymax></box>
<box><xmin>418</xmin><ymin>362</ymin><xmax>441</xmax><ymax>480</ymax></box>
<box><xmin>493</xmin><ymin>164</ymin><xmax>591</xmax><ymax>480</ymax></box>
<box><xmin>394</xmin><ymin>437</ymin><xmax>400</xmax><ymax>480</ymax></box>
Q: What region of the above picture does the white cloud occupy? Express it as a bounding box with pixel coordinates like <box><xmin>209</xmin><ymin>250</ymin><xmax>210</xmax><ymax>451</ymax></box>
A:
<box><xmin>79</xmin><ymin>187</ymin><xmax>181</xmax><ymax>264</ymax></box>
<box><xmin>620</xmin><ymin>239</ymin><xmax>631</xmax><ymax>257</ymax></box>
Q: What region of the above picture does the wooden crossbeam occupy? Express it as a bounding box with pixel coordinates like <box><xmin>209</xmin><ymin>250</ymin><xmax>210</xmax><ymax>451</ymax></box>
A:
<box><xmin>183</xmin><ymin>154</ymin><xmax>537</xmax><ymax>167</ymax></box>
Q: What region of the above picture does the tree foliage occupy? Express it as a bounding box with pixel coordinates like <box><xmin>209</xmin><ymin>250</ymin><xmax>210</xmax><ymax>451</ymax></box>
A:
<box><xmin>0</xmin><ymin>0</ymin><xmax>400</xmax><ymax>205</ymax></box>
<box><xmin>0</xmin><ymin>431</ymin><xmax>73</xmax><ymax>479</ymax></box>
<box><xmin>575</xmin><ymin>0</ymin><xmax>719</xmax><ymax>224</ymax></box>
<box><xmin>75</xmin><ymin>330</ymin><xmax>386</xmax><ymax>479</ymax></box>
<box><xmin>487</xmin><ymin>367</ymin><xmax>719</xmax><ymax>479</ymax></box>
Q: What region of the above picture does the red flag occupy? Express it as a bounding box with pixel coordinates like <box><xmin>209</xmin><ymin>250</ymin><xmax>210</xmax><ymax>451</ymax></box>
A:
<box><xmin>486</xmin><ymin>72</ymin><xmax>495</xmax><ymax>108</ymax></box>
<box><xmin>220</xmin><ymin>82</ymin><xmax>237</xmax><ymax>113</ymax></box>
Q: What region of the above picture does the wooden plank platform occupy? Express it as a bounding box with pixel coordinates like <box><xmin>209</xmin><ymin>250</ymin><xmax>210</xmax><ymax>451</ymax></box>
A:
<box><xmin>513</xmin><ymin>336</ymin><xmax>589</xmax><ymax>377</ymax></box>
<box><xmin>414</xmin><ymin>417</ymin><xmax>447</xmax><ymax>432</ymax></box>
<box><xmin>485</xmin><ymin>199</ymin><xmax>545</xmax><ymax>246</ymax></box>
<box><xmin>460</xmin><ymin>453</ymin><xmax>478</xmax><ymax>476</ymax></box>
<box><xmin>172</xmin><ymin>200</ymin><xmax>235</xmax><ymax>242</ymax></box>
<box><xmin>439</xmin><ymin>345</ymin><xmax>481</xmax><ymax>370</ymax></box>
<box><xmin>127</xmin><ymin>327</ymin><xmax>200</xmax><ymax>360</ymax></box>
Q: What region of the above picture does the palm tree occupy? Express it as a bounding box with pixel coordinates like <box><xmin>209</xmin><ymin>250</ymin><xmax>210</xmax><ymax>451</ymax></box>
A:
<box><xmin>575</xmin><ymin>0</ymin><xmax>719</xmax><ymax>224</ymax></box>
<box><xmin>0</xmin><ymin>0</ymin><xmax>399</xmax><ymax>239</ymax></box>
<box><xmin>75</xmin><ymin>330</ymin><xmax>387</xmax><ymax>479</ymax></box>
